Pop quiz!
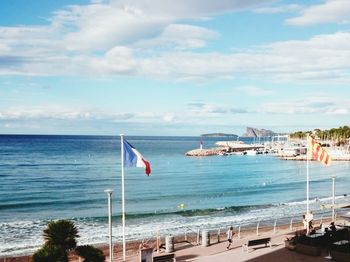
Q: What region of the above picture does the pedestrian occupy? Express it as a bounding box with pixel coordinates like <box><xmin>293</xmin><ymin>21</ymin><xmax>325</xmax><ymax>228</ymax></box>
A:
<box><xmin>302</xmin><ymin>214</ymin><xmax>307</xmax><ymax>229</ymax></box>
<box><xmin>226</xmin><ymin>226</ymin><xmax>235</xmax><ymax>249</ymax></box>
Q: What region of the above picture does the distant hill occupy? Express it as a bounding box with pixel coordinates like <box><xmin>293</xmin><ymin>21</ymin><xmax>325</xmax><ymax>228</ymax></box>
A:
<box><xmin>242</xmin><ymin>127</ymin><xmax>277</xmax><ymax>137</ymax></box>
<box><xmin>201</xmin><ymin>133</ymin><xmax>238</xmax><ymax>138</ymax></box>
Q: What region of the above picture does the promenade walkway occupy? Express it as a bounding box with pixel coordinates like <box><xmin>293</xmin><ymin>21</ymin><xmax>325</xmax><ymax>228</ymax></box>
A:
<box><xmin>116</xmin><ymin>227</ymin><xmax>329</xmax><ymax>261</ymax></box>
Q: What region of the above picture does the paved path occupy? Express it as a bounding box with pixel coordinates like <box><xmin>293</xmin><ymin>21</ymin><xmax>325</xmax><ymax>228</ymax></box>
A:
<box><xmin>115</xmin><ymin>228</ymin><xmax>330</xmax><ymax>261</ymax></box>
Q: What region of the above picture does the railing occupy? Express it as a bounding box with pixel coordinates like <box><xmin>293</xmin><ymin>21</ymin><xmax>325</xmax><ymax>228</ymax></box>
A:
<box><xmin>170</xmin><ymin>214</ymin><xmax>336</xmax><ymax>248</ymax></box>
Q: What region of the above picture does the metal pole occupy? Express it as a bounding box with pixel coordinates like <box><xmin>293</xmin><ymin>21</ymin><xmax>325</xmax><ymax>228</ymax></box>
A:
<box><xmin>156</xmin><ymin>230</ymin><xmax>160</xmax><ymax>253</ymax></box>
<box><xmin>290</xmin><ymin>218</ymin><xmax>293</xmax><ymax>231</ymax></box>
<box><xmin>197</xmin><ymin>229</ymin><xmax>200</xmax><ymax>245</ymax></box>
<box><xmin>120</xmin><ymin>134</ymin><xmax>126</xmax><ymax>261</ymax></box>
<box><xmin>238</xmin><ymin>226</ymin><xmax>241</xmax><ymax>240</ymax></box>
<box><xmin>332</xmin><ymin>176</ymin><xmax>336</xmax><ymax>222</ymax></box>
<box><xmin>306</xmin><ymin>134</ymin><xmax>310</xmax><ymax>234</ymax></box>
<box><xmin>104</xmin><ymin>189</ymin><xmax>113</xmax><ymax>262</ymax></box>
<box><xmin>256</xmin><ymin>221</ymin><xmax>260</xmax><ymax>236</ymax></box>
<box><xmin>273</xmin><ymin>218</ymin><xmax>277</xmax><ymax>234</ymax></box>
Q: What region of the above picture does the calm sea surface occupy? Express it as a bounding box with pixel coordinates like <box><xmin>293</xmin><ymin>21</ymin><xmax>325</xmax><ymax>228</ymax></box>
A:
<box><xmin>1</xmin><ymin>135</ymin><xmax>350</xmax><ymax>255</ymax></box>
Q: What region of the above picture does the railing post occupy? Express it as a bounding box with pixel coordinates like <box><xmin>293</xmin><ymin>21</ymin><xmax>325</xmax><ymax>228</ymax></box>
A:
<box><xmin>156</xmin><ymin>230</ymin><xmax>160</xmax><ymax>253</ymax></box>
<box><xmin>335</xmin><ymin>212</ymin><xmax>337</xmax><ymax>222</ymax></box>
<box><xmin>320</xmin><ymin>215</ymin><xmax>323</xmax><ymax>226</ymax></box>
<box><xmin>197</xmin><ymin>229</ymin><xmax>200</xmax><ymax>245</ymax></box>
<box><xmin>238</xmin><ymin>225</ymin><xmax>241</xmax><ymax>240</ymax></box>
<box><xmin>290</xmin><ymin>218</ymin><xmax>293</xmax><ymax>231</ymax></box>
<box><xmin>217</xmin><ymin>228</ymin><xmax>220</xmax><ymax>243</ymax></box>
<box><xmin>256</xmin><ymin>221</ymin><xmax>260</xmax><ymax>236</ymax></box>
<box><xmin>185</xmin><ymin>230</ymin><xmax>187</xmax><ymax>241</ymax></box>
<box><xmin>273</xmin><ymin>218</ymin><xmax>277</xmax><ymax>234</ymax></box>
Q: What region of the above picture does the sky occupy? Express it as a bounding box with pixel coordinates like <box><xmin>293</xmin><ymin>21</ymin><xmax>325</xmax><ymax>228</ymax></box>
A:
<box><xmin>0</xmin><ymin>0</ymin><xmax>350</xmax><ymax>136</ymax></box>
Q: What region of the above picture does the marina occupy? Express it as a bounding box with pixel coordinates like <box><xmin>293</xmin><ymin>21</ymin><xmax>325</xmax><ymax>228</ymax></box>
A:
<box><xmin>186</xmin><ymin>136</ymin><xmax>350</xmax><ymax>161</ymax></box>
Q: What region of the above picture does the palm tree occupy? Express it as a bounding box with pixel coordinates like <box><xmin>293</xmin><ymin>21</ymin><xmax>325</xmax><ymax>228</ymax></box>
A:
<box><xmin>43</xmin><ymin>220</ymin><xmax>79</xmax><ymax>262</ymax></box>
<box><xmin>32</xmin><ymin>244</ymin><xmax>65</xmax><ymax>262</ymax></box>
<box><xmin>75</xmin><ymin>245</ymin><xmax>105</xmax><ymax>262</ymax></box>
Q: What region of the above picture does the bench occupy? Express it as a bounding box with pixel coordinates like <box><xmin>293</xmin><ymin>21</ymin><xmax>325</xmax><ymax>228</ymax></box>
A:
<box><xmin>242</xmin><ymin>237</ymin><xmax>271</xmax><ymax>252</ymax></box>
<box><xmin>153</xmin><ymin>253</ymin><xmax>176</xmax><ymax>262</ymax></box>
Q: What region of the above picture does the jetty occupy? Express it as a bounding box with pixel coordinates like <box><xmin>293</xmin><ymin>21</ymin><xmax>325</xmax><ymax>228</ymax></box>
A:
<box><xmin>186</xmin><ymin>148</ymin><xmax>224</xmax><ymax>156</ymax></box>
<box><xmin>185</xmin><ymin>141</ymin><xmax>264</xmax><ymax>156</ymax></box>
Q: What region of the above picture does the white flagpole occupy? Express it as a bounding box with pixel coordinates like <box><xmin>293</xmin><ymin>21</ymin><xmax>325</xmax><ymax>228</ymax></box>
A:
<box><xmin>306</xmin><ymin>134</ymin><xmax>310</xmax><ymax>234</ymax></box>
<box><xmin>104</xmin><ymin>189</ymin><xmax>113</xmax><ymax>262</ymax></box>
<box><xmin>120</xmin><ymin>134</ymin><xmax>126</xmax><ymax>261</ymax></box>
<box><xmin>332</xmin><ymin>176</ymin><xmax>336</xmax><ymax>222</ymax></box>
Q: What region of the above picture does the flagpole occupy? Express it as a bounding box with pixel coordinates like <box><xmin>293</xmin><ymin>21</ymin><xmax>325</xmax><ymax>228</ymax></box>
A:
<box><xmin>120</xmin><ymin>134</ymin><xmax>126</xmax><ymax>261</ymax></box>
<box><xmin>306</xmin><ymin>134</ymin><xmax>310</xmax><ymax>234</ymax></box>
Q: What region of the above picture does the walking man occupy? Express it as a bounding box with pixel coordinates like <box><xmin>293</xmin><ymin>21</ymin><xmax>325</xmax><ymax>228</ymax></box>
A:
<box><xmin>226</xmin><ymin>226</ymin><xmax>235</xmax><ymax>249</ymax></box>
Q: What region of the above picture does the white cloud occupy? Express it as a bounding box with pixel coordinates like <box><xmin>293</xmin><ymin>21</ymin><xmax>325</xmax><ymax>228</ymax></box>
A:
<box><xmin>326</xmin><ymin>108</ymin><xmax>349</xmax><ymax>115</ymax></box>
<box><xmin>287</xmin><ymin>0</ymin><xmax>350</xmax><ymax>26</ymax></box>
<box><xmin>134</xmin><ymin>24</ymin><xmax>219</xmax><ymax>51</ymax></box>
<box><xmin>187</xmin><ymin>101</ymin><xmax>250</xmax><ymax>115</ymax></box>
<box><xmin>59</xmin><ymin>4</ymin><xmax>171</xmax><ymax>52</ymax></box>
<box><xmin>0</xmin><ymin>105</ymin><xmax>137</xmax><ymax>121</ymax></box>
<box><xmin>0</xmin><ymin>1</ymin><xmax>350</xmax><ymax>85</ymax></box>
<box><xmin>52</xmin><ymin>0</ymin><xmax>267</xmax><ymax>52</ymax></box>
<box><xmin>239</xmin><ymin>86</ymin><xmax>276</xmax><ymax>96</ymax></box>
<box><xmin>254</xmin><ymin>4</ymin><xmax>303</xmax><ymax>14</ymax></box>
<box><xmin>261</xmin><ymin>96</ymin><xmax>350</xmax><ymax>115</ymax></box>
<box><xmin>163</xmin><ymin>113</ymin><xmax>175</xmax><ymax>122</ymax></box>
<box><xmin>188</xmin><ymin>102</ymin><xmax>228</xmax><ymax>114</ymax></box>
<box><xmin>136</xmin><ymin>31</ymin><xmax>350</xmax><ymax>83</ymax></box>
<box><xmin>109</xmin><ymin>0</ymin><xmax>268</xmax><ymax>18</ymax></box>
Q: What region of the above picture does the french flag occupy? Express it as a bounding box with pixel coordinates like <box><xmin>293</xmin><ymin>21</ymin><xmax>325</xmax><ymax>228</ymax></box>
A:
<box><xmin>123</xmin><ymin>139</ymin><xmax>151</xmax><ymax>176</ymax></box>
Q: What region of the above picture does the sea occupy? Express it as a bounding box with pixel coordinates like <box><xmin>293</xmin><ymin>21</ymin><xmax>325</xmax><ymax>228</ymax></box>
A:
<box><xmin>1</xmin><ymin>135</ymin><xmax>350</xmax><ymax>256</ymax></box>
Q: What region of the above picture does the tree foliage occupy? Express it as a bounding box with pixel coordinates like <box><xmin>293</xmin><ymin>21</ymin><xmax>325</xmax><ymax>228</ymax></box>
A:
<box><xmin>75</xmin><ymin>245</ymin><xmax>105</xmax><ymax>262</ymax></box>
<box><xmin>43</xmin><ymin>220</ymin><xmax>79</xmax><ymax>251</ymax></box>
<box><xmin>36</xmin><ymin>220</ymin><xmax>79</xmax><ymax>262</ymax></box>
<box><xmin>289</xmin><ymin>126</ymin><xmax>350</xmax><ymax>145</ymax></box>
<box><xmin>33</xmin><ymin>220</ymin><xmax>106</xmax><ymax>262</ymax></box>
<box><xmin>32</xmin><ymin>244</ymin><xmax>65</xmax><ymax>262</ymax></box>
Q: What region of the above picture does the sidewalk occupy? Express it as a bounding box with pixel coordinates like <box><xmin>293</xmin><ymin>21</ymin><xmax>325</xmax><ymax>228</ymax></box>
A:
<box><xmin>115</xmin><ymin>228</ymin><xmax>329</xmax><ymax>261</ymax></box>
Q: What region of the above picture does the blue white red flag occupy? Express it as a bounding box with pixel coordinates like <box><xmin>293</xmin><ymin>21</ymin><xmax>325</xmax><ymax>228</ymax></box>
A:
<box><xmin>123</xmin><ymin>139</ymin><xmax>151</xmax><ymax>176</ymax></box>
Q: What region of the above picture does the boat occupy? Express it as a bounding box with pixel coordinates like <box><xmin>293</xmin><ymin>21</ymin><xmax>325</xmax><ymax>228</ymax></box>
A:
<box><xmin>231</xmin><ymin>151</ymin><xmax>246</xmax><ymax>155</ymax></box>
<box><xmin>245</xmin><ymin>150</ymin><xmax>257</xmax><ymax>155</ymax></box>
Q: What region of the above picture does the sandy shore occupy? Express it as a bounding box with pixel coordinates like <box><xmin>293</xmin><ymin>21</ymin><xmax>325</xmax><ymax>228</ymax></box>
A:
<box><xmin>2</xmin><ymin>217</ymin><xmax>336</xmax><ymax>262</ymax></box>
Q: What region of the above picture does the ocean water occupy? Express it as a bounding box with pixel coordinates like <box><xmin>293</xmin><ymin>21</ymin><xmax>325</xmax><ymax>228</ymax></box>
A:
<box><xmin>1</xmin><ymin>135</ymin><xmax>350</xmax><ymax>256</ymax></box>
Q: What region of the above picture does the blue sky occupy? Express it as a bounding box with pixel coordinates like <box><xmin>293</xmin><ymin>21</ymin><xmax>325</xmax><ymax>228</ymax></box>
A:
<box><xmin>1</xmin><ymin>0</ymin><xmax>350</xmax><ymax>136</ymax></box>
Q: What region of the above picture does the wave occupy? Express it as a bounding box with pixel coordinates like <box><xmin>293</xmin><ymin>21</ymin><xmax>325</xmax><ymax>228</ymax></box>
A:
<box><xmin>281</xmin><ymin>194</ymin><xmax>348</xmax><ymax>206</ymax></box>
<box><xmin>67</xmin><ymin>204</ymin><xmax>275</xmax><ymax>223</ymax></box>
<box><xmin>0</xmin><ymin>163</ymin><xmax>94</xmax><ymax>167</ymax></box>
<box><xmin>0</xmin><ymin>198</ymin><xmax>102</xmax><ymax>210</ymax></box>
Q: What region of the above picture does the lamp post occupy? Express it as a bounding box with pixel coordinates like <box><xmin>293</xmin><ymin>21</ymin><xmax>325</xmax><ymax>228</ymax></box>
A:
<box><xmin>331</xmin><ymin>176</ymin><xmax>336</xmax><ymax>222</ymax></box>
<box><xmin>105</xmin><ymin>189</ymin><xmax>113</xmax><ymax>262</ymax></box>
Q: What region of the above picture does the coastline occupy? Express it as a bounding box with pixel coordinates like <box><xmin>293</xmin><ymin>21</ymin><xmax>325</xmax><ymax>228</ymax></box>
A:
<box><xmin>1</xmin><ymin>217</ymin><xmax>334</xmax><ymax>262</ymax></box>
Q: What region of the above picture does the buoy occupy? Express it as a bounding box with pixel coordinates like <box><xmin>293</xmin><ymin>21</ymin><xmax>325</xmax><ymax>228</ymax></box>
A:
<box><xmin>178</xmin><ymin>203</ymin><xmax>185</xmax><ymax>209</ymax></box>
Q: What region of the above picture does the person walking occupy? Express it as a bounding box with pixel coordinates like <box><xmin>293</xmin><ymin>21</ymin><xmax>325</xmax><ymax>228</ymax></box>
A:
<box><xmin>226</xmin><ymin>226</ymin><xmax>234</xmax><ymax>249</ymax></box>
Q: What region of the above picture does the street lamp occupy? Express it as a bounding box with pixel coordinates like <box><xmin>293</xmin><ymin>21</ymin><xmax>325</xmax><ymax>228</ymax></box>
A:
<box><xmin>104</xmin><ymin>189</ymin><xmax>113</xmax><ymax>262</ymax></box>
